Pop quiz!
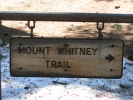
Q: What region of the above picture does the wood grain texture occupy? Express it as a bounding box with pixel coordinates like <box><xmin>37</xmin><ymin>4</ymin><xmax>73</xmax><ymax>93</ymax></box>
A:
<box><xmin>10</xmin><ymin>37</ymin><xmax>123</xmax><ymax>78</ymax></box>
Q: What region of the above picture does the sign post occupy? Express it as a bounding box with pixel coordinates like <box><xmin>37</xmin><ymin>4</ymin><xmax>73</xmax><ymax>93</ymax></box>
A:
<box><xmin>10</xmin><ymin>37</ymin><xmax>123</xmax><ymax>78</ymax></box>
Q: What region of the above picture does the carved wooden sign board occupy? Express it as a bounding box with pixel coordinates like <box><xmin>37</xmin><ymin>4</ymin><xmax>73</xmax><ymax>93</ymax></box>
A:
<box><xmin>10</xmin><ymin>37</ymin><xmax>123</xmax><ymax>78</ymax></box>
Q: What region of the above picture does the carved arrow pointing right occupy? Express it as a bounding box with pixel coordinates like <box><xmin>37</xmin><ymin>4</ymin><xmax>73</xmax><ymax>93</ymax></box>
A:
<box><xmin>105</xmin><ymin>54</ymin><xmax>115</xmax><ymax>63</ymax></box>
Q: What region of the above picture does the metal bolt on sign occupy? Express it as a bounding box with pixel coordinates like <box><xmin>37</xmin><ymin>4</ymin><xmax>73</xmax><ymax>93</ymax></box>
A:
<box><xmin>28</xmin><ymin>21</ymin><xmax>35</xmax><ymax>38</ymax></box>
<box><xmin>97</xmin><ymin>22</ymin><xmax>104</xmax><ymax>38</ymax></box>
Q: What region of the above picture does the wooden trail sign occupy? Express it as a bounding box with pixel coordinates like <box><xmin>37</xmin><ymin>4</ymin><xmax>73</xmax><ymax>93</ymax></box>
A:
<box><xmin>10</xmin><ymin>37</ymin><xmax>124</xmax><ymax>78</ymax></box>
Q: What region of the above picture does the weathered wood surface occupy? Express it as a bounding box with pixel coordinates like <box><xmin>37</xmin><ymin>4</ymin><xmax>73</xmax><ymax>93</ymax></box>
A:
<box><xmin>10</xmin><ymin>37</ymin><xmax>124</xmax><ymax>78</ymax></box>
<box><xmin>0</xmin><ymin>12</ymin><xmax>132</xmax><ymax>23</ymax></box>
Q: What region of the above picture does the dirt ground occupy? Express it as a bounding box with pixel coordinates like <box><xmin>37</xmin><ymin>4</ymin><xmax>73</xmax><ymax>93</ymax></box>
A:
<box><xmin>0</xmin><ymin>0</ymin><xmax>133</xmax><ymax>60</ymax></box>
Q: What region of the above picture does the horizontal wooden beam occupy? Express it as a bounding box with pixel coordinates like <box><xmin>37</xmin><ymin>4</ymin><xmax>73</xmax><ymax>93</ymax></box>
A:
<box><xmin>0</xmin><ymin>11</ymin><xmax>132</xmax><ymax>23</ymax></box>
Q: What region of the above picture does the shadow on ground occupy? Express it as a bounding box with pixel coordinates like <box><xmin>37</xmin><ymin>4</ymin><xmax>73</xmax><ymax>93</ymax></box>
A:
<box><xmin>0</xmin><ymin>25</ymin><xmax>30</xmax><ymax>43</ymax></box>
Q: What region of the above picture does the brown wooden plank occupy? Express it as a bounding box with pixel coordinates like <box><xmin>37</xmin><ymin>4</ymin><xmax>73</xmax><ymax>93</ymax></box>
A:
<box><xmin>10</xmin><ymin>37</ymin><xmax>124</xmax><ymax>78</ymax></box>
